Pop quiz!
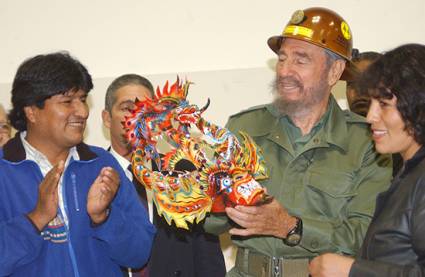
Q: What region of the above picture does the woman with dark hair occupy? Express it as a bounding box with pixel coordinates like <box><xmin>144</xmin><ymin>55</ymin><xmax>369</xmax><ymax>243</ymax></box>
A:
<box><xmin>309</xmin><ymin>43</ymin><xmax>425</xmax><ymax>276</ymax></box>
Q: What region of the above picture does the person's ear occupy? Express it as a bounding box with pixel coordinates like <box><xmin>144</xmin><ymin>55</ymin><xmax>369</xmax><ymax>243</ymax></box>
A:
<box><xmin>23</xmin><ymin>106</ymin><xmax>37</xmax><ymax>124</ymax></box>
<box><xmin>102</xmin><ymin>109</ymin><xmax>112</xmax><ymax>129</ymax></box>
<box><xmin>327</xmin><ymin>59</ymin><xmax>346</xmax><ymax>86</ymax></box>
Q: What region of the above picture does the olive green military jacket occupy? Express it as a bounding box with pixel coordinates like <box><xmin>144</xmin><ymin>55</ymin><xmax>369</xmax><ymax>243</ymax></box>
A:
<box><xmin>205</xmin><ymin>96</ymin><xmax>392</xmax><ymax>258</ymax></box>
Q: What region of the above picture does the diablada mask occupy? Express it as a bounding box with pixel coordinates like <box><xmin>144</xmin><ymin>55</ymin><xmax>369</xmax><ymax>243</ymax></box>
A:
<box><xmin>125</xmin><ymin>77</ymin><xmax>270</xmax><ymax>229</ymax></box>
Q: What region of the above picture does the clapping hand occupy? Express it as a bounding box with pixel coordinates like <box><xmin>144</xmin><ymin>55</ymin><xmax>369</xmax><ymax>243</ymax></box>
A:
<box><xmin>87</xmin><ymin>167</ymin><xmax>120</xmax><ymax>225</ymax></box>
<box><xmin>27</xmin><ymin>161</ymin><xmax>64</xmax><ymax>231</ymax></box>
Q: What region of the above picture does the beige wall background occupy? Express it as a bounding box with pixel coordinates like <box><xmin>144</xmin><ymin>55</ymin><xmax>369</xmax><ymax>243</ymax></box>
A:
<box><xmin>1</xmin><ymin>0</ymin><xmax>425</xmax><ymax>270</ymax></box>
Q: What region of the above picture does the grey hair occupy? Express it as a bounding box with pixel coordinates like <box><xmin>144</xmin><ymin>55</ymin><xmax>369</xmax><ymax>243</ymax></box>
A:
<box><xmin>104</xmin><ymin>74</ymin><xmax>154</xmax><ymax>113</ymax></box>
<box><xmin>323</xmin><ymin>48</ymin><xmax>344</xmax><ymax>69</ymax></box>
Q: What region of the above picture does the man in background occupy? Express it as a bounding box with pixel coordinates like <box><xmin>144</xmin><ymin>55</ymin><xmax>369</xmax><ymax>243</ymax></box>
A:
<box><xmin>0</xmin><ymin>103</ymin><xmax>11</xmax><ymax>147</ymax></box>
<box><xmin>102</xmin><ymin>74</ymin><xmax>225</xmax><ymax>277</ymax></box>
<box><xmin>204</xmin><ymin>7</ymin><xmax>392</xmax><ymax>277</ymax></box>
<box><xmin>0</xmin><ymin>52</ymin><xmax>155</xmax><ymax>276</ymax></box>
<box><xmin>346</xmin><ymin>50</ymin><xmax>402</xmax><ymax>176</ymax></box>
<box><xmin>346</xmin><ymin>50</ymin><xmax>382</xmax><ymax>117</ymax></box>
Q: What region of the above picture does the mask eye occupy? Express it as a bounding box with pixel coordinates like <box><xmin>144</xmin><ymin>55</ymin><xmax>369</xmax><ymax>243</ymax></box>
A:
<box><xmin>223</xmin><ymin>178</ymin><xmax>231</xmax><ymax>186</ymax></box>
<box><xmin>219</xmin><ymin>177</ymin><xmax>233</xmax><ymax>193</ymax></box>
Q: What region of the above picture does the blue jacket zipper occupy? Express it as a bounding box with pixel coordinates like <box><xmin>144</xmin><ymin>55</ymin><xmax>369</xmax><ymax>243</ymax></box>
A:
<box><xmin>62</xmin><ymin>167</ymin><xmax>80</xmax><ymax>277</ymax></box>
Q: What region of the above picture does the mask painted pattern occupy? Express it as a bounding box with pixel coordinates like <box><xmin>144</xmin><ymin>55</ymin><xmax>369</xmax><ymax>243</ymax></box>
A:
<box><xmin>125</xmin><ymin>77</ymin><xmax>270</xmax><ymax>229</ymax></box>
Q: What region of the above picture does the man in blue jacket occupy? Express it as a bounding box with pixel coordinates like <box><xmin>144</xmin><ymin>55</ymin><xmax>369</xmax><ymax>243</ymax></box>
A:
<box><xmin>0</xmin><ymin>52</ymin><xmax>156</xmax><ymax>276</ymax></box>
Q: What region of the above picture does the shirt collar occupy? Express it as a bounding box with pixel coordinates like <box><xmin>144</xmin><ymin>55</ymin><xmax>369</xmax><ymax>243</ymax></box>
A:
<box><xmin>109</xmin><ymin>146</ymin><xmax>132</xmax><ymax>180</ymax></box>
<box><xmin>264</xmin><ymin>95</ymin><xmax>349</xmax><ymax>152</ymax></box>
<box><xmin>20</xmin><ymin>131</ymin><xmax>79</xmax><ymax>176</ymax></box>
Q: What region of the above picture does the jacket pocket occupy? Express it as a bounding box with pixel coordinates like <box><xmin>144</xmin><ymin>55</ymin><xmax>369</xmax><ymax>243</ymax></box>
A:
<box><xmin>302</xmin><ymin>169</ymin><xmax>357</xmax><ymax>218</ymax></box>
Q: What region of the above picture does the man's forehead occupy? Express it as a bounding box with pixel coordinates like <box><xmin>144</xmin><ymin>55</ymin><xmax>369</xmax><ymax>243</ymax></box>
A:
<box><xmin>115</xmin><ymin>85</ymin><xmax>151</xmax><ymax>102</ymax></box>
<box><xmin>114</xmin><ymin>95</ymin><xmax>148</xmax><ymax>110</ymax></box>
<box><xmin>279</xmin><ymin>38</ymin><xmax>325</xmax><ymax>55</ymax></box>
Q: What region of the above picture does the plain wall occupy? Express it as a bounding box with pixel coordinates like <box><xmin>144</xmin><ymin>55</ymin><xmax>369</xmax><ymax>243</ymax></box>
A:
<box><xmin>1</xmin><ymin>0</ymin><xmax>424</xmax><ymax>144</ymax></box>
<box><xmin>1</xmin><ymin>0</ymin><xmax>425</xmax><ymax>83</ymax></box>
<box><xmin>1</xmin><ymin>0</ymin><xmax>425</xmax><ymax>271</ymax></box>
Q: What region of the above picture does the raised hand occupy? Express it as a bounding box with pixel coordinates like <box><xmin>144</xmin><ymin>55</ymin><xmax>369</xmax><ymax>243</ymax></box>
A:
<box><xmin>87</xmin><ymin>167</ymin><xmax>120</xmax><ymax>225</ymax></box>
<box><xmin>27</xmin><ymin>161</ymin><xmax>64</xmax><ymax>231</ymax></box>
<box><xmin>226</xmin><ymin>198</ymin><xmax>297</xmax><ymax>238</ymax></box>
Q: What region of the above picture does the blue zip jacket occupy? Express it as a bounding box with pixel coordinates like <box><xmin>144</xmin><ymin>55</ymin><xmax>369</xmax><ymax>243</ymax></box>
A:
<box><xmin>0</xmin><ymin>134</ymin><xmax>156</xmax><ymax>276</ymax></box>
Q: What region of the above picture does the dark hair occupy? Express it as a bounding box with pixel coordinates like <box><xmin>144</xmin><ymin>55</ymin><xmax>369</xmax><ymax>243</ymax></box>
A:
<box><xmin>9</xmin><ymin>52</ymin><xmax>93</xmax><ymax>131</ymax></box>
<box><xmin>359</xmin><ymin>43</ymin><xmax>425</xmax><ymax>145</ymax></box>
<box><xmin>104</xmin><ymin>74</ymin><xmax>154</xmax><ymax>113</ymax></box>
<box><xmin>347</xmin><ymin>51</ymin><xmax>382</xmax><ymax>87</ymax></box>
<box><xmin>344</xmin><ymin>50</ymin><xmax>382</xmax><ymax>117</ymax></box>
<box><xmin>352</xmin><ymin>50</ymin><xmax>382</xmax><ymax>63</ymax></box>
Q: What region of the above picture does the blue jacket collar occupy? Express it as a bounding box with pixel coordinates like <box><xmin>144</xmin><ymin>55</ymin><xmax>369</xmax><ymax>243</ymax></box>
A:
<box><xmin>2</xmin><ymin>132</ymin><xmax>97</xmax><ymax>162</ymax></box>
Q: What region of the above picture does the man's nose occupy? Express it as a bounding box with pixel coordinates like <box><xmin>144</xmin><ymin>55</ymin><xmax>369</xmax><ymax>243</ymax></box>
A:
<box><xmin>277</xmin><ymin>63</ymin><xmax>287</xmax><ymax>76</ymax></box>
<box><xmin>276</xmin><ymin>61</ymin><xmax>294</xmax><ymax>77</ymax></box>
<box><xmin>74</xmin><ymin>100</ymin><xmax>89</xmax><ymax>118</ymax></box>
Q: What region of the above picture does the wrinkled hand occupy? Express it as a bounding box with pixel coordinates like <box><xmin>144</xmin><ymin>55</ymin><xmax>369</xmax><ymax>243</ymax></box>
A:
<box><xmin>87</xmin><ymin>167</ymin><xmax>120</xmax><ymax>224</ymax></box>
<box><xmin>27</xmin><ymin>161</ymin><xmax>64</xmax><ymax>231</ymax></box>
<box><xmin>309</xmin><ymin>253</ymin><xmax>354</xmax><ymax>277</ymax></box>
<box><xmin>226</xmin><ymin>198</ymin><xmax>297</xmax><ymax>238</ymax></box>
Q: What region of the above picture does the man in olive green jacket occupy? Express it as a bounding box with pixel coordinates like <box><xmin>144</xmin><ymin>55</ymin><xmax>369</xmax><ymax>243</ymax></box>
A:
<box><xmin>204</xmin><ymin>7</ymin><xmax>392</xmax><ymax>277</ymax></box>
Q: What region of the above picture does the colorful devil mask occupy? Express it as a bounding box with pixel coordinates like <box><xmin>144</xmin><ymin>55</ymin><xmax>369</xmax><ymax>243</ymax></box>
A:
<box><xmin>125</xmin><ymin>77</ymin><xmax>269</xmax><ymax>229</ymax></box>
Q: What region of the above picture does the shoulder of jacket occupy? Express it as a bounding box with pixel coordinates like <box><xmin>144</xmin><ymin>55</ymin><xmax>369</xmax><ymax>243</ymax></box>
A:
<box><xmin>343</xmin><ymin>110</ymin><xmax>369</xmax><ymax>125</ymax></box>
<box><xmin>226</xmin><ymin>104</ymin><xmax>275</xmax><ymax>136</ymax></box>
<box><xmin>228</xmin><ymin>104</ymin><xmax>269</xmax><ymax>119</ymax></box>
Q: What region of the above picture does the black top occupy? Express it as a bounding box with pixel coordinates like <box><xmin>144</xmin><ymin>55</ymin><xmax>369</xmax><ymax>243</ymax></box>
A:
<box><xmin>350</xmin><ymin>147</ymin><xmax>425</xmax><ymax>276</ymax></box>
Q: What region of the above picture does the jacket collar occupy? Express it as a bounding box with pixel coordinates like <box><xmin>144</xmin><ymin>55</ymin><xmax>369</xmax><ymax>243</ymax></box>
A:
<box><xmin>320</xmin><ymin>96</ymin><xmax>349</xmax><ymax>152</ymax></box>
<box><xmin>258</xmin><ymin>96</ymin><xmax>349</xmax><ymax>153</ymax></box>
<box><xmin>401</xmin><ymin>146</ymin><xmax>425</xmax><ymax>177</ymax></box>
<box><xmin>2</xmin><ymin>132</ymin><xmax>97</xmax><ymax>162</ymax></box>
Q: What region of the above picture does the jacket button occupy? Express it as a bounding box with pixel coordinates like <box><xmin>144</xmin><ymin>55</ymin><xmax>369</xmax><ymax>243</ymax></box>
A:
<box><xmin>313</xmin><ymin>138</ymin><xmax>319</xmax><ymax>144</ymax></box>
<box><xmin>311</xmin><ymin>240</ymin><xmax>319</xmax><ymax>248</ymax></box>
<box><xmin>174</xmin><ymin>270</ymin><xmax>181</xmax><ymax>276</ymax></box>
